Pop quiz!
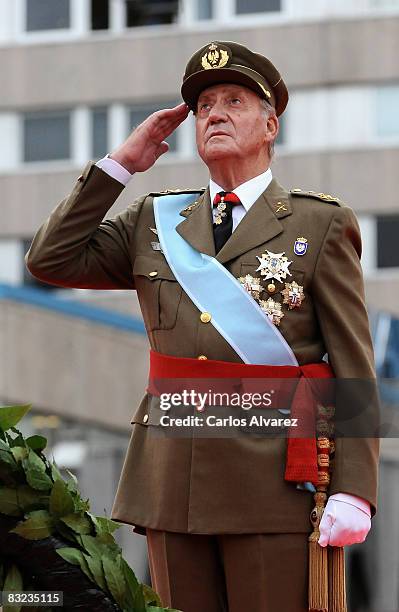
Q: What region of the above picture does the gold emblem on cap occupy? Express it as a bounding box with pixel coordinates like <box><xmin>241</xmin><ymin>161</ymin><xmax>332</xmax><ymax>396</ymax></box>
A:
<box><xmin>201</xmin><ymin>43</ymin><xmax>230</xmax><ymax>70</ymax></box>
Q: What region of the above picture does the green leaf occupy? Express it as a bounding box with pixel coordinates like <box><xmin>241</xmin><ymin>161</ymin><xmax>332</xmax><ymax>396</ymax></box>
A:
<box><xmin>142</xmin><ymin>584</ymin><xmax>162</xmax><ymax>606</ymax></box>
<box><xmin>11</xmin><ymin>446</ymin><xmax>28</xmax><ymax>462</ymax></box>
<box><xmin>97</xmin><ymin>532</ymin><xmax>121</xmax><ymax>555</ymax></box>
<box><xmin>86</xmin><ymin>531</ymin><xmax>122</xmax><ymax>562</ymax></box>
<box><xmin>0</xmin><ymin>487</ymin><xmax>22</xmax><ymax>516</ymax></box>
<box><xmin>78</xmin><ymin>553</ymin><xmax>96</xmax><ymax>583</ymax></box>
<box><xmin>0</xmin><ymin>405</ymin><xmax>31</xmax><ymax>432</ymax></box>
<box><xmin>86</xmin><ymin>511</ymin><xmax>99</xmax><ymax>532</ymax></box>
<box><xmin>65</xmin><ymin>469</ymin><xmax>78</xmax><ymax>493</ymax></box>
<box><xmin>83</xmin><ymin>552</ymin><xmax>108</xmax><ymax>592</ymax></box>
<box><xmin>102</xmin><ymin>554</ymin><xmax>126</xmax><ymax>609</ymax></box>
<box><xmin>16</xmin><ymin>485</ymin><xmax>49</xmax><ymax>512</ymax></box>
<box><xmin>26</xmin><ymin>435</ymin><xmax>47</xmax><ymax>452</ymax></box>
<box><xmin>56</xmin><ymin>546</ymin><xmax>84</xmax><ymax>566</ymax></box>
<box><xmin>49</xmin><ymin>479</ymin><xmax>75</xmax><ymax>518</ymax></box>
<box><xmin>50</xmin><ymin>461</ymin><xmax>63</xmax><ymax>482</ymax></box>
<box><xmin>3</xmin><ymin>564</ymin><xmax>23</xmax><ymax>612</ymax></box>
<box><xmin>60</xmin><ymin>512</ymin><xmax>92</xmax><ymax>535</ymax></box>
<box><xmin>73</xmin><ymin>495</ymin><xmax>90</xmax><ymax>513</ymax></box>
<box><xmin>9</xmin><ymin>429</ymin><xmax>25</xmax><ymax>448</ymax></box>
<box><xmin>22</xmin><ymin>449</ymin><xmax>53</xmax><ymax>491</ymax></box>
<box><xmin>121</xmin><ymin>557</ymin><xmax>145</xmax><ymax>612</ymax></box>
<box><xmin>56</xmin><ymin>548</ymin><xmax>94</xmax><ymax>583</ymax></box>
<box><xmin>0</xmin><ymin>439</ymin><xmax>10</xmax><ymax>452</ymax></box>
<box><xmin>95</xmin><ymin>516</ymin><xmax>121</xmax><ymax>535</ymax></box>
<box><xmin>3</xmin><ymin>563</ymin><xmax>23</xmax><ymax>589</ymax></box>
<box><xmin>80</xmin><ymin>534</ymin><xmax>110</xmax><ymax>559</ymax></box>
<box><xmin>54</xmin><ymin>519</ymin><xmax>80</xmax><ymax>544</ymax></box>
<box><xmin>11</xmin><ymin>509</ymin><xmax>54</xmax><ymax>540</ymax></box>
<box><xmin>0</xmin><ymin>449</ymin><xmax>18</xmax><ymax>469</ymax></box>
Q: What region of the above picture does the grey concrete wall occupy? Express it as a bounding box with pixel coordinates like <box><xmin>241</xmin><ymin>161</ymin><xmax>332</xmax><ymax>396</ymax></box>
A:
<box><xmin>0</xmin><ymin>299</ymin><xmax>149</xmax><ymax>431</ymax></box>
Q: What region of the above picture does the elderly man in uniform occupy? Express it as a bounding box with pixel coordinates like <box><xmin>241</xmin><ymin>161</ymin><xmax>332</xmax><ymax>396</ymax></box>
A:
<box><xmin>26</xmin><ymin>42</ymin><xmax>379</xmax><ymax>612</ymax></box>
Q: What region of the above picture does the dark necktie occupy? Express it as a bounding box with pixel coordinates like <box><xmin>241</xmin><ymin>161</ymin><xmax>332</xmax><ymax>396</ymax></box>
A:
<box><xmin>212</xmin><ymin>191</ymin><xmax>241</xmax><ymax>253</ymax></box>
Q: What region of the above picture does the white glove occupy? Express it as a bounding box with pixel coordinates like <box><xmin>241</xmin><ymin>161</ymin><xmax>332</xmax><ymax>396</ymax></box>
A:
<box><xmin>318</xmin><ymin>492</ymin><xmax>371</xmax><ymax>547</ymax></box>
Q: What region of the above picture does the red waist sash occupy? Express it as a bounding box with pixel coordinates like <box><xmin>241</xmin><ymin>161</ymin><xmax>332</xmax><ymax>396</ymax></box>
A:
<box><xmin>148</xmin><ymin>350</ymin><xmax>335</xmax><ymax>486</ymax></box>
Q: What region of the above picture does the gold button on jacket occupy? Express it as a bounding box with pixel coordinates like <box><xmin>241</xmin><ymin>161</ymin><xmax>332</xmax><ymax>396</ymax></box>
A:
<box><xmin>25</xmin><ymin>162</ymin><xmax>379</xmax><ymax>536</ymax></box>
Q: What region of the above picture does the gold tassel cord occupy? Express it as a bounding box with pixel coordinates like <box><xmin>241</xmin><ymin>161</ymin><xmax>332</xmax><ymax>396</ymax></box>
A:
<box><xmin>309</xmin><ymin>490</ymin><xmax>329</xmax><ymax>611</ymax></box>
<box><xmin>308</xmin><ymin>404</ymin><xmax>347</xmax><ymax>612</ymax></box>
<box><xmin>329</xmin><ymin>547</ymin><xmax>347</xmax><ymax>612</ymax></box>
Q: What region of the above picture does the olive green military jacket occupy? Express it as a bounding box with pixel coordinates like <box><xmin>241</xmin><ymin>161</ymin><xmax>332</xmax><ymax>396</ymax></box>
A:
<box><xmin>26</xmin><ymin>162</ymin><xmax>379</xmax><ymax>535</ymax></box>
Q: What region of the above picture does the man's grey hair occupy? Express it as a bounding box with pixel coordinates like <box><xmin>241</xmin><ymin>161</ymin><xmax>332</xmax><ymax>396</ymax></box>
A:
<box><xmin>260</xmin><ymin>98</ymin><xmax>278</xmax><ymax>159</ymax></box>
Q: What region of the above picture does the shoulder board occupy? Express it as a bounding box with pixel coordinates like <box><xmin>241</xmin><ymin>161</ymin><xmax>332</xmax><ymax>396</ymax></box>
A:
<box><xmin>149</xmin><ymin>187</ymin><xmax>206</xmax><ymax>196</ymax></box>
<box><xmin>290</xmin><ymin>189</ymin><xmax>342</xmax><ymax>206</ymax></box>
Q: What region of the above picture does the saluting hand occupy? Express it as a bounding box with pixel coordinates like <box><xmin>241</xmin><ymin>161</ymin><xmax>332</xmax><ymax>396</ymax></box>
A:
<box><xmin>109</xmin><ymin>103</ymin><xmax>190</xmax><ymax>173</ymax></box>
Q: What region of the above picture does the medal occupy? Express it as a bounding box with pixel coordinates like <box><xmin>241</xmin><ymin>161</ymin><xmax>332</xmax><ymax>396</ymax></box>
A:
<box><xmin>214</xmin><ymin>197</ymin><xmax>227</xmax><ymax>225</ymax></box>
<box><xmin>259</xmin><ymin>297</ymin><xmax>284</xmax><ymax>326</ymax></box>
<box><xmin>237</xmin><ymin>274</ymin><xmax>263</xmax><ymax>300</ymax></box>
<box><xmin>256</xmin><ymin>250</ymin><xmax>292</xmax><ymax>282</ymax></box>
<box><xmin>294</xmin><ymin>237</ymin><xmax>308</xmax><ymax>256</ymax></box>
<box><xmin>281</xmin><ymin>281</ymin><xmax>305</xmax><ymax>310</ymax></box>
<box><xmin>151</xmin><ymin>241</ymin><xmax>163</xmax><ymax>252</ymax></box>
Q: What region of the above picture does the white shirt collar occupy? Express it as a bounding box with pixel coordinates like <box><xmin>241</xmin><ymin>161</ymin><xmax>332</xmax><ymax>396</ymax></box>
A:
<box><xmin>209</xmin><ymin>168</ymin><xmax>273</xmax><ymax>212</ymax></box>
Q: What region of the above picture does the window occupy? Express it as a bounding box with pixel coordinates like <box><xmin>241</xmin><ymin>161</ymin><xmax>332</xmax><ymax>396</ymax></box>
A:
<box><xmin>125</xmin><ymin>0</ymin><xmax>179</xmax><ymax>27</ymax></box>
<box><xmin>129</xmin><ymin>101</ymin><xmax>179</xmax><ymax>152</ymax></box>
<box><xmin>197</xmin><ymin>0</ymin><xmax>213</xmax><ymax>20</ymax></box>
<box><xmin>377</xmin><ymin>215</ymin><xmax>399</xmax><ymax>268</ymax></box>
<box><xmin>91</xmin><ymin>0</ymin><xmax>109</xmax><ymax>30</ymax></box>
<box><xmin>375</xmin><ymin>86</ymin><xmax>399</xmax><ymax>139</ymax></box>
<box><xmin>91</xmin><ymin>107</ymin><xmax>108</xmax><ymax>159</ymax></box>
<box><xmin>23</xmin><ymin>110</ymin><xmax>71</xmax><ymax>162</ymax></box>
<box><xmin>26</xmin><ymin>0</ymin><xmax>70</xmax><ymax>31</ymax></box>
<box><xmin>236</xmin><ymin>0</ymin><xmax>281</xmax><ymax>15</ymax></box>
<box><xmin>0</xmin><ymin>240</ymin><xmax>24</xmax><ymax>285</ymax></box>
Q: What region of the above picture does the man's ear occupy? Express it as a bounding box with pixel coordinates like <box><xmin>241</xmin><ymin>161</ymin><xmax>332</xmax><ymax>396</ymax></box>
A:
<box><xmin>267</xmin><ymin>114</ymin><xmax>279</xmax><ymax>140</ymax></box>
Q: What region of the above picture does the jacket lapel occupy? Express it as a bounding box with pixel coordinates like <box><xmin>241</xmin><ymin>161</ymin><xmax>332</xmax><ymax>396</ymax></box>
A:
<box><xmin>216</xmin><ymin>178</ymin><xmax>292</xmax><ymax>264</ymax></box>
<box><xmin>174</xmin><ymin>179</ymin><xmax>292</xmax><ymax>263</ymax></box>
<box><xmin>175</xmin><ymin>187</ymin><xmax>216</xmax><ymax>257</ymax></box>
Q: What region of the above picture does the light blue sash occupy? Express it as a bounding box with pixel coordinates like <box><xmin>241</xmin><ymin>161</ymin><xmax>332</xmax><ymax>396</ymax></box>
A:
<box><xmin>153</xmin><ymin>193</ymin><xmax>298</xmax><ymax>366</ymax></box>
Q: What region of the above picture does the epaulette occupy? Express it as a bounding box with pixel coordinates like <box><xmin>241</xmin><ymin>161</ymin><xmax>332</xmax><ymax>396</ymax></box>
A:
<box><xmin>150</xmin><ymin>187</ymin><xmax>206</xmax><ymax>196</ymax></box>
<box><xmin>290</xmin><ymin>188</ymin><xmax>342</xmax><ymax>206</ymax></box>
